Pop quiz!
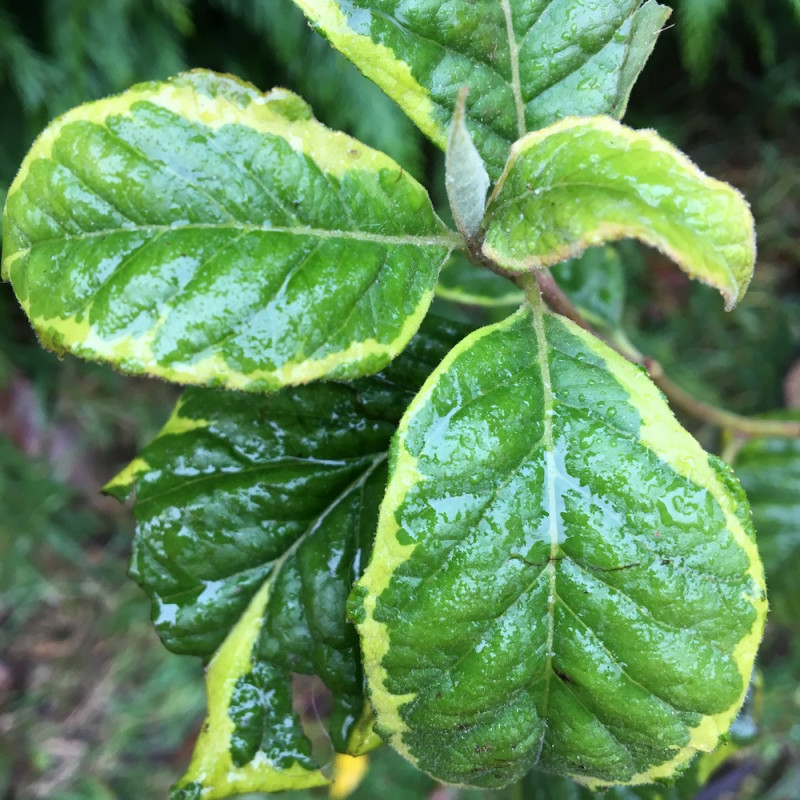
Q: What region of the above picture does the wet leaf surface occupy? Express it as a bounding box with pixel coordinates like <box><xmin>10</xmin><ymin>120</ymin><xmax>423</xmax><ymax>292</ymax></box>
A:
<box><xmin>352</xmin><ymin>306</ymin><xmax>766</xmax><ymax>789</ymax></box>
<box><xmin>481</xmin><ymin>117</ymin><xmax>755</xmax><ymax>310</ymax></box>
<box><xmin>293</xmin><ymin>0</ymin><xmax>669</xmax><ymax>178</ymax></box>
<box><xmin>106</xmin><ymin>316</ymin><xmax>468</xmax><ymax>797</ymax></box>
<box><xmin>2</xmin><ymin>70</ymin><xmax>456</xmax><ymax>392</ymax></box>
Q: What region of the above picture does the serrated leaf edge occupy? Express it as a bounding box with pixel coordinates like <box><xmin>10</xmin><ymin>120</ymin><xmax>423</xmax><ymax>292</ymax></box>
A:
<box><xmin>3</xmin><ymin>70</ymin><xmax>458</xmax><ymax>390</ymax></box>
<box><xmin>559</xmin><ymin>316</ymin><xmax>767</xmax><ymax>787</ymax></box>
<box><xmin>18</xmin><ymin>281</ymin><xmax>441</xmax><ymax>393</ymax></box>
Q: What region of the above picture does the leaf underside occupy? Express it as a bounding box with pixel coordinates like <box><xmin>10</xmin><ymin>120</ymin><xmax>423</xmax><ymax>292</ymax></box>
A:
<box><xmin>2</xmin><ymin>70</ymin><xmax>455</xmax><ymax>392</ymax></box>
<box><xmin>352</xmin><ymin>307</ymin><xmax>766</xmax><ymax>790</ymax></box>
<box><xmin>293</xmin><ymin>0</ymin><xmax>670</xmax><ymax>178</ymax></box>
<box><xmin>106</xmin><ymin>315</ymin><xmax>468</xmax><ymax>798</ymax></box>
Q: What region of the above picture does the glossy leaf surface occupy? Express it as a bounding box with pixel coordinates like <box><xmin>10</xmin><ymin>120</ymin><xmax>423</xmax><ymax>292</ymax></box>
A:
<box><xmin>2</xmin><ymin>70</ymin><xmax>457</xmax><ymax>392</ymax></box>
<box><xmin>482</xmin><ymin>117</ymin><xmax>755</xmax><ymax>310</ymax></box>
<box><xmin>733</xmin><ymin>413</ymin><xmax>800</xmax><ymax>626</ymax></box>
<box><xmin>292</xmin><ymin>0</ymin><xmax>669</xmax><ymax>178</ymax></box>
<box><xmin>351</xmin><ymin>307</ymin><xmax>766</xmax><ymax>789</ymax></box>
<box><xmin>106</xmin><ymin>316</ymin><xmax>467</xmax><ymax>798</ymax></box>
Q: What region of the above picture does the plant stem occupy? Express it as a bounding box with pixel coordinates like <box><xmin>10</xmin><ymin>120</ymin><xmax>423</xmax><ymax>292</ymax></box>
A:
<box><xmin>533</xmin><ymin>270</ymin><xmax>594</xmax><ymax>332</ymax></box>
<box><xmin>516</xmin><ymin>271</ymin><xmax>543</xmax><ymax>310</ymax></box>
<box><xmin>517</xmin><ymin>270</ymin><xmax>800</xmax><ymax>440</ymax></box>
<box><xmin>648</xmin><ymin>366</ymin><xmax>800</xmax><ymax>438</ymax></box>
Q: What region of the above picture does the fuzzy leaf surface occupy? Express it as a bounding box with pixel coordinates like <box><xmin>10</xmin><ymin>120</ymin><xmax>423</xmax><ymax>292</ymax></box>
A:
<box><xmin>446</xmin><ymin>89</ymin><xmax>490</xmax><ymax>241</ymax></box>
<box><xmin>2</xmin><ymin>70</ymin><xmax>457</xmax><ymax>392</ymax></box>
<box><xmin>733</xmin><ymin>413</ymin><xmax>800</xmax><ymax>626</ymax></box>
<box><xmin>482</xmin><ymin>117</ymin><xmax>755</xmax><ymax>309</ymax></box>
<box><xmin>106</xmin><ymin>316</ymin><xmax>467</xmax><ymax>798</ymax></box>
<box><xmin>292</xmin><ymin>0</ymin><xmax>669</xmax><ymax>178</ymax></box>
<box><xmin>351</xmin><ymin>307</ymin><xmax>766</xmax><ymax>789</ymax></box>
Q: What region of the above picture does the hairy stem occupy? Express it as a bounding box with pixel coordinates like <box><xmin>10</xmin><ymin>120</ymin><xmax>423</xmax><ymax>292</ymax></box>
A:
<box><xmin>533</xmin><ymin>269</ymin><xmax>593</xmax><ymax>332</ymax></box>
<box><xmin>515</xmin><ymin>270</ymin><xmax>800</xmax><ymax>440</ymax></box>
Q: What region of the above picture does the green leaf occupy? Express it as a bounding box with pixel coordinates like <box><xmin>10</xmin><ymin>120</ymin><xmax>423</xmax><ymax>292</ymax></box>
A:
<box><xmin>2</xmin><ymin>70</ymin><xmax>459</xmax><ymax>392</ymax></box>
<box><xmin>551</xmin><ymin>246</ymin><xmax>626</xmax><ymax>332</ymax></box>
<box><xmin>675</xmin><ymin>0</ymin><xmax>730</xmax><ymax>85</ymax></box>
<box><xmin>217</xmin><ymin>0</ymin><xmax>426</xmax><ymax>178</ymax></box>
<box><xmin>292</xmin><ymin>0</ymin><xmax>670</xmax><ymax>179</ymax></box>
<box><xmin>517</xmin><ymin>701</ymin><xmax>751</xmax><ymax>797</ymax></box>
<box><xmin>106</xmin><ymin>315</ymin><xmax>467</xmax><ymax>798</ymax></box>
<box><xmin>350</xmin><ymin>306</ymin><xmax>766</xmax><ymax>789</ymax></box>
<box><xmin>732</xmin><ymin>413</ymin><xmax>800</xmax><ymax>626</ymax></box>
<box><xmin>616</xmin><ymin>1</ymin><xmax>672</xmax><ymax>109</ymax></box>
<box><xmin>481</xmin><ymin>117</ymin><xmax>755</xmax><ymax>310</ymax></box>
<box><xmin>436</xmin><ymin>252</ymin><xmax>524</xmax><ymax>309</ymax></box>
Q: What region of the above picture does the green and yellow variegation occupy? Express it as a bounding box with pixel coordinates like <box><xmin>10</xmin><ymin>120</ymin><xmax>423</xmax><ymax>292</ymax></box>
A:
<box><xmin>105</xmin><ymin>316</ymin><xmax>468</xmax><ymax>799</ymax></box>
<box><xmin>481</xmin><ymin>117</ymin><xmax>756</xmax><ymax>310</ymax></box>
<box><xmin>293</xmin><ymin>0</ymin><xmax>670</xmax><ymax>177</ymax></box>
<box><xmin>2</xmin><ymin>70</ymin><xmax>459</xmax><ymax>392</ymax></box>
<box><xmin>351</xmin><ymin>300</ymin><xmax>766</xmax><ymax>789</ymax></box>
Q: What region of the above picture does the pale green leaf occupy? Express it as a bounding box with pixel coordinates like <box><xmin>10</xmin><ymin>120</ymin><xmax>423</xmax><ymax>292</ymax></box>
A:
<box><xmin>481</xmin><ymin>117</ymin><xmax>755</xmax><ymax>310</ymax></box>
<box><xmin>292</xmin><ymin>0</ymin><xmax>670</xmax><ymax>178</ymax></box>
<box><xmin>350</xmin><ymin>306</ymin><xmax>766</xmax><ymax>789</ymax></box>
<box><xmin>2</xmin><ymin>70</ymin><xmax>459</xmax><ymax>392</ymax></box>
<box><xmin>617</xmin><ymin>1</ymin><xmax>672</xmax><ymax>109</ymax></box>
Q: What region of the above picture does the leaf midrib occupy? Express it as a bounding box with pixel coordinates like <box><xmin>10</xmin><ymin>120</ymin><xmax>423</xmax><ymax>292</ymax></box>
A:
<box><xmin>530</xmin><ymin>300</ymin><xmax>558</xmax><ymax>762</ymax></box>
<box><xmin>501</xmin><ymin>0</ymin><xmax>526</xmax><ymax>138</ymax></box>
<box><xmin>12</xmin><ymin>221</ymin><xmax>462</xmax><ymax>254</ymax></box>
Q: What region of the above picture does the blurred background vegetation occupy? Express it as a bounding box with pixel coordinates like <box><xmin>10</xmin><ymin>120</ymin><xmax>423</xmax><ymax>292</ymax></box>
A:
<box><xmin>0</xmin><ymin>2</ymin><xmax>799</xmax><ymax>798</ymax></box>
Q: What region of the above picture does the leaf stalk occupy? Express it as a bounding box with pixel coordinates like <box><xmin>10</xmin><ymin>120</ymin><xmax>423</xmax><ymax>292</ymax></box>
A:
<box><xmin>515</xmin><ymin>269</ymin><xmax>800</xmax><ymax>440</ymax></box>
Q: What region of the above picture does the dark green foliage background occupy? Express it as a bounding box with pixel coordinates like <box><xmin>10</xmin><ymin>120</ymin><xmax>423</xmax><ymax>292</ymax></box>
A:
<box><xmin>0</xmin><ymin>2</ymin><xmax>799</xmax><ymax>798</ymax></box>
